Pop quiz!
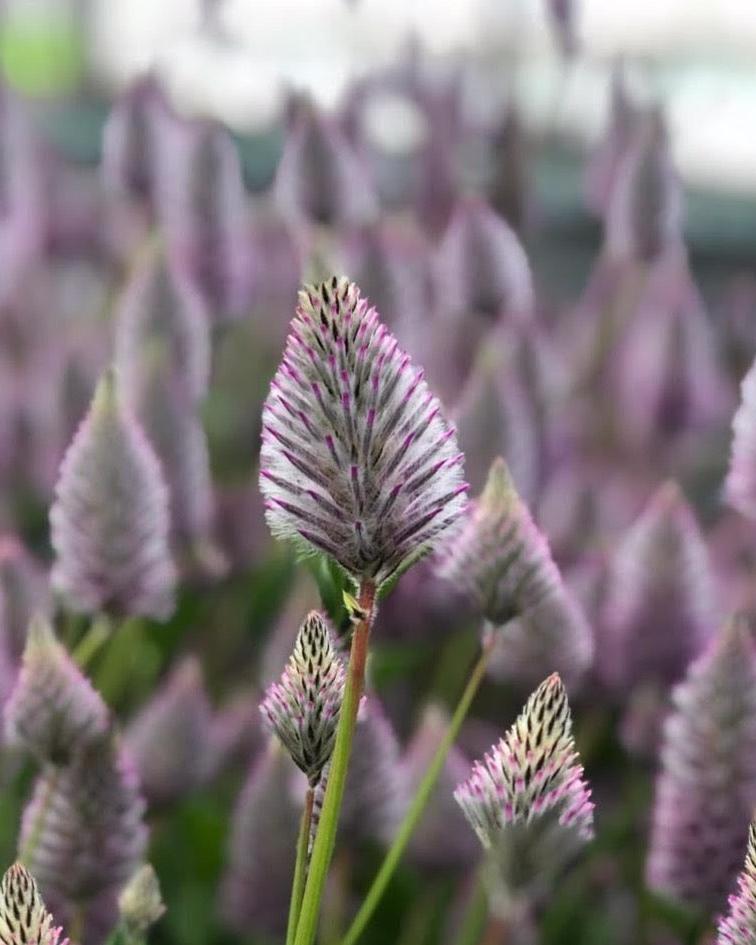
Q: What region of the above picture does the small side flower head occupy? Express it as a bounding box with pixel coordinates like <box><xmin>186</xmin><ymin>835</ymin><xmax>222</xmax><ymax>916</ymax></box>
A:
<box><xmin>49</xmin><ymin>369</ymin><xmax>176</xmax><ymax>620</ymax></box>
<box><xmin>260</xmin><ymin>611</ymin><xmax>345</xmax><ymax>786</ymax></box>
<box><xmin>0</xmin><ymin>863</ymin><xmax>68</xmax><ymax>945</ymax></box>
<box><xmin>4</xmin><ymin>614</ymin><xmax>109</xmax><ymax>764</ymax></box>
<box><xmin>118</xmin><ymin>864</ymin><xmax>165</xmax><ymax>939</ymax></box>
<box><xmin>718</xmin><ymin>821</ymin><xmax>756</xmax><ymax>945</ymax></box>
<box><xmin>260</xmin><ymin>277</ymin><xmax>467</xmax><ymax>589</ymax></box>
<box><xmin>454</xmin><ymin>673</ymin><xmax>594</xmax><ymax>853</ymax></box>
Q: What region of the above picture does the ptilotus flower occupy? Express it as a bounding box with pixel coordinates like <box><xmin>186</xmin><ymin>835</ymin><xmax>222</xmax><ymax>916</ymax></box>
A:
<box><xmin>4</xmin><ymin>615</ymin><xmax>109</xmax><ymax>764</ymax></box>
<box><xmin>0</xmin><ymin>863</ymin><xmax>68</xmax><ymax>945</ymax></box>
<box><xmin>260</xmin><ymin>277</ymin><xmax>467</xmax><ymax>589</ymax></box>
<box><xmin>404</xmin><ymin>705</ymin><xmax>479</xmax><ymax>874</ymax></box>
<box><xmin>117</xmin><ymin>865</ymin><xmax>165</xmax><ymax>940</ymax></box>
<box><xmin>646</xmin><ymin>616</ymin><xmax>756</xmax><ymax>912</ymax></box>
<box><xmin>260</xmin><ymin>610</ymin><xmax>344</xmax><ymax>786</ymax></box>
<box><xmin>49</xmin><ymin>370</ymin><xmax>176</xmax><ymax>620</ymax></box>
<box><xmin>718</xmin><ymin>821</ymin><xmax>756</xmax><ymax>945</ymax></box>
<box><xmin>274</xmin><ymin>100</ymin><xmax>378</xmax><ymax>230</ymax></box>
<box><xmin>221</xmin><ymin>743</ymin><xmax>300</xmax><ymax>939</ymax></box>
<box><xmin>154</xmin><ymin>117</ymin><xmax>248</xmax><ymax>320</ymax></box>
<box><xmin>726</xmin><ymin>354</ymin><xmax>756</xmax><ymax>521</ymax></box>
<box><xmin>437</xmin><ymin>459</ymin><xmax>592</xmax><ymax>686</ymax></box>
<box><xmin>605</xmin><ymin>108</ymin><xmax>682</xmax><ymax>264</ymax></box>
<box><xmin>21</xmin><ymin>735</ymin><xmax>147</xmax><ymax>913</ymax></box>
<box><xmin>454</xmin><ymin>674</ymin><xmax>594</xmax><ymax>899</ymax></box>
<box><xmin>434</xmin><ymin>197</ymin><xmax>534</xmax><ymax>320</ymax></box>
<box><xmin>126</xmin><ymin>657</ymin><xmax>214</xmax><ymax>805</ymax></box>
<box><xmin>599</xmin><ymin>481</ymin><xmax>714</xmax><ymax>690</ymax></box>
<box><xmin>114</xmin><ymin>253</ymin><xmax>211</xmax><ymax>404</ymax></box>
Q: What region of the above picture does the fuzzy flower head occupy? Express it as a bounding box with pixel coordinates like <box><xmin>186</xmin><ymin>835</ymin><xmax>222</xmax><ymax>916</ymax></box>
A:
<box><xmin>4</xmin><ymin>615</ymin><xmax>109</xmax><ymax>764</ymax></box>
<box><xmin>260</xmin><ymin>611</ymin><xmax>345</xmax><ymax>786</ymax></box>
<box><xmin>49</xmin><ymin>370</ymin><xmax>176</xmax><ymax>620</ymax></box>
<box><xmin>260</xmin><ymin>277</ymin><xmax>467</xmax><ymax>589</ymax></box>
<box><xmin>718</xmin><ymin>821</ymin><xmax>756</xmax><ymax>945</ymax></box>
<box><xmin>455</xmin><ymin>673</ymin><xmax>594</xmax><ymax>851</ymax></box>
<box><xmin>0</xmin><ymin>863</ymin><xmax>68</xmax><ymax>945</ymax></box>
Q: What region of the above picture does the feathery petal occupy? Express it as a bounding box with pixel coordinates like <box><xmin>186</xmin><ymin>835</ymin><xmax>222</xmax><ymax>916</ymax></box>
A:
<box><xmin>718</xmin><ymin>821</ymin><xmax>756</xmax><ymax>945</ymax></box>
<box><xmin>260</xmin><ymin>277</ymin><xmax>467</xmax><ymax>588</ymax></box>
<box><xmin>260</xmin><ymin>611</ymin><xmax>345</xmax><ymax>786</ymax></box>
<box><xmin>49</xmin><ymin>370</ymin><xmax>176</xmax><ymax>620</ymax></box>
<box><xmin>646</xmin><ymin>617</ymin><xmax>756</xmax><ymax>912</ymax></box>
<box><xmin>4</xmin><ymin>615</ymin><xmax>109</xmax><ymax>764</ymax></box>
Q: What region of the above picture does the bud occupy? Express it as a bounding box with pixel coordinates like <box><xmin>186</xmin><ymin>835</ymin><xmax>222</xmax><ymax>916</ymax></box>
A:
<box><xmin>260</xmin><ymin>277</ymin><xmax>467</xmax><ymax>589</ymax></box>
<box><xmin>126</xmin><ymin>657</ymin><xmax>214</xmax><ymax>805</ymax></box>
<box><xmin>718</xmin><ymin>821</ymin><xmax>756</xmax><ymax>945</ymax></box>
<box><xmin>118</xmin><ymin>865</ymin><xmax>165</xmax><ymax>939</ymax></box>
<box><xmin>437</xmin><ymin>459</ymin><xmax>592</xmax><ymax>684</ymax></box>
<box><xmin>600</xmin><ymin>481</ymin><xmax>714</xmax><ymax>689</ymax></box>
<box><xmin>4</xmin><ymin>615</ymin><xmax>109</xmax><ymax>764</ymax></box>
<box><xmin>434</xmin><ymin>197</ymin><xmax>534</xmax><ymax>320</ymax></box>
<box><xmin>646</xmin><ymin>617</ymin><xmax>756</xmax><ymax>912</ymax></box>
<box><xmin>20</xmin><ymin>736</ymin><xmax>148</xmax><ymax>907</ymax></box>
<box><xmin>260</xmin><ymin>611</ymin><xmax>344</xmax><ymax>786</ymax></box>
<box><xmin>726</xmin><ymin>354</ymin><xmax>756</xmax><ymax>521</ymax></box>
<box><xmin>454</xmin><ymin>674</ymin><xmax>593</xmax><ymax>897</ymax></box>
<box><xmin>49</xmin><ymin>370</ymin><xmax>176</xmax><ymax>620</ymax></box>
<box><xmin>274</xmin><ymin>100</ymin><xmax>378</xmax><ymax>230</ymax></box>
<box><xmin>0</xmin><ymin>864</ymin><xmax>68</xmax><ymax>945</ymax></box>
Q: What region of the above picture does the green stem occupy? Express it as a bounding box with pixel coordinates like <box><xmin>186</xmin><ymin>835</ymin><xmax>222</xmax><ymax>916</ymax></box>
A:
<box><xmin>340</xmin><ymin>636</ymin><xmax>495</xmax><ymax>945</ymax></box>
<box><xmin>287</xmin><ymin>787</ymin><xmax>315</xmax><ymax>945</ymax></box>
<box><xmin>72</xmin><ymin>613</ymin><xmax>112</xmax><ymax>669</ymax></box>
<box><xmin>293</xmin><ymin>580</ymin><xmax>377</xmax><ymax>945</ymax></box>
<box><xmin>18</xmin><ymin>767</ymin><xmax>60</xmax><ymax>865</ymax></box>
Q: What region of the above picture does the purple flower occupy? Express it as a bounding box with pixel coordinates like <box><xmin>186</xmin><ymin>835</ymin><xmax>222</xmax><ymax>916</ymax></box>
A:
<box><xmin>49</xmin><ymin>370</ymin><xmax>176</xmax><ymax>620</ymax></box>
<box><xmin>4</xmin><ymin>615</ymin><xmax>109</xmax><ymax>764</ymax></box>
<box><xmin>21</xmin><ymin>736</ymin><xmax>148</xmax><ymax>912</ymax></box>
<box><xmin>454</xmin><ymin>673</ymin><xmax>593</xmax><ymax>893</ymax></box>
<box><xmin>718</xmin><ymin>820</ymin><xmax>756</xmax><ymax>945</ymax></box>
<box><xmin>434</xmin><ymin>197</ymin><xmax>534</xmax><ymax>320</ymax></box>
<box><xmin>274</xmin><ymin>100</ymin><xmax>378</xmax><ymax>230</ymax></box>
<box><xmin>260</xmin><ymin>610</ymin><xmax>345</xmax><ymax>786</ymax></box>
<box><xmin>646</xmin><ymin>616</ymin><xmax>756</xmax><ymax>912</ymax></box>
<box><xmin>260</xmin><ymin>277</ymin><xmax>467</xmax><ymax>589</ymax></box>
<box><xmin>599</xmin><ymin>481</ymin><xmax>714</xmax><ymax>689</ymax></box>
<box><xmin>0</xmin><ymin>863</ymin><xmax>68</xmax><ymax>945</ymax></box>
<box><xmin>726</xmin><ymin>354</ymin><xmax>756</xmax><ymax>521</ymax></box>
<box><xmin>125</xmin><ymin>657</ymin><xmax>215</xmax><ymax>806</ymax></box>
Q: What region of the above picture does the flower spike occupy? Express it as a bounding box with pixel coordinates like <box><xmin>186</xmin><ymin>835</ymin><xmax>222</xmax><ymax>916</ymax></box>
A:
<box><xmin>260</xmin><ymin>277</ymin><xmax>467</xmax><ymax>589</ymax></box>
<box><xmin>718</xmin><ymin>820</ymin><xmax>756</xmax><ymax>945</ymax></box>
<box><xmin>0</xmin><ymin>863</ymin><xmax>68</xmax><ymax>945</ymax></box>
<box><xmin>260</xmin><ymin>611</ymin><xmax>345</xmax><ymax>786</ymax></box>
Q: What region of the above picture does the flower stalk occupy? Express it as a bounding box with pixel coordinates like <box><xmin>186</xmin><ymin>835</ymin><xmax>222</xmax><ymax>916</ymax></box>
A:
<box><xmin>286</xmin><ymin>786</ymin><xmax>315</xmax><ymax>945</ymax></box>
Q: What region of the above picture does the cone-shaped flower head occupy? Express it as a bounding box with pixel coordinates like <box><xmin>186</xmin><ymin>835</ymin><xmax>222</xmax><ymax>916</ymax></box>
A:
<box><xmin>260</xmin><ymin>277</ymin><xmax>467</xmax><ymax>588</ymax></box>
<box><xmin>434</xmin><ymin>198</ymin><xmax>534</xmax><ymax>319</ymax></box>
<box><xmin>726</xmin><ymin>355</ymin><xmax>756</xmax><ymax>521</ymax></box>
<box><xmin>118</xmin><ymin>865</ymin><xmax>165</xmax><ymax>939</ymax></box>
<box><xmin>260</xmin><ymin>611</ymin><xmax>345</xmax><ymax>786</ymax></box>
<box><xmin>605</xmin><ymin>108</ymin><xmax>682</xmax><ymax>264</ymax></box>
<box><xmin>437</xmin><ymin>459</ymin><xmax>593</xmax><ymax>684</ymax></box>
<box><xmin>600</xmin><ymin>481</ymin><xmax>714</xmax><ymax>689</ymax></box>
<box><xmin>718</xmin><ymin>821</ymin><xmax>756</xmax><ymax>945</ymax></box>
<box><xmin>455</xmin><ymin>674</ymin><xmax>593</xmax><ymax>895</ymax></box>
<box><xmin>221</xmin><ymin>743</ymin><xmax>300</xmax><ymax>939</ymax></box>
<box><xmin>49</xmin><ymin>370</ymin><xmax>176</xmax><ymax>620</ymax></box>
<box><xmin>20</xmin><ymin>735</ymin><xmax>148</xmax><ymax>908</ymax></box>
<box><xmin>125</xmin><ymin>657</ymin><xmax>214</xmax><ymax>805</ymax></box>
<box><xmin>0</xmin><ymin>863</ymin><xmax>68</xmax><ymax>945</ymax></box>
<box><xmin>4</xmin><ymin>615</ymin><xmax>109</xmax><ymax>764</ymax></box>
<box><xmin>646</xmin><ymin>617</ymin><xmax>756</xmax><ymax>912</ymax></box>
<box><xmin>274</xmin><ymin>100</ymin><xmax>378</xmax><ymax>229</ymax></box>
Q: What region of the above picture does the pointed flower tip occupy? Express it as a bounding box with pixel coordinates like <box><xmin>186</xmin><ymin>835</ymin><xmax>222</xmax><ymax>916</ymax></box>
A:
<box><xmin>455</xmin><ymin>673</ymin><xmax>594</xmax><ymax>852</ymax></box>
<box><xmin>25</xmin><ymin>612</ymin><xmax>55</xmax><ymax>651</ymax></box>
<box><xmin>260</xmin><ymin>610</ymin><xmax>345</xmax><ymax>785</ymax></box>
<box><xmin>480</xmin><ymin>457</ymin><xmax>516</xmax><ymax>509</ymax></box>
<box><xmin>717</xmin><ymin>821</ymin><xmax>756</xmax><ymax>945</ymax></box>
<box><xmin>261</xmin><ymin>277</ymin><xmax>467</xmax><ymax>588</ymax></box>
<box><xmin>0</xmin><ymin>863</ymin><xmax>68</xmax><ymax>945</ymax></box>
